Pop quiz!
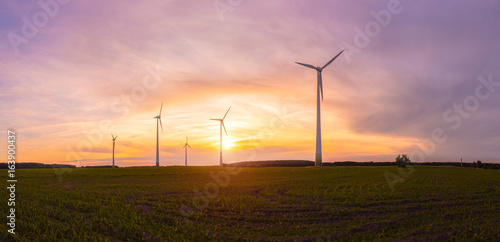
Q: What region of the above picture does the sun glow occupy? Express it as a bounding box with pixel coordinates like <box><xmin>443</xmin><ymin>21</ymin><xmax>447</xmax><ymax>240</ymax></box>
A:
<box><xmin>223</xmin><ymin>139</ymin><xmax>236</xmax><ymax>150</ymax></box>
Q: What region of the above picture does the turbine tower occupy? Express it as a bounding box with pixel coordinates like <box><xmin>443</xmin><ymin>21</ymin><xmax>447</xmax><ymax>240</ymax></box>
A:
<box><xmin>111</xmin><ymin>134</ymin><xmax>117</xmax><ymax>168</ymax></box>
<box><xmin>295</xmin><ymin>50</ymin><xmax>344</xmax><ymax>166</ymax></box>
<box><xmin>154</xmin><ymin>102</ymin><xmax>164</xmax><ymax>167</ymax></box>
<box><xmin>210</xmin><ymin>106</ymin><xmax>231</xmax><ymax>167</ymax></box>
<box><xmin>183</xmin><ymin>136</ymin><xmax>191</xmax><ymax>167</ymax></box>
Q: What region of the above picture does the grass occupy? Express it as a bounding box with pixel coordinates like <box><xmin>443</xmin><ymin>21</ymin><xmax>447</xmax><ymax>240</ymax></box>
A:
<box><xmin>1</xmin><ymin>166</ymin><xmax>499</xmax><ymax>241</ymax></box>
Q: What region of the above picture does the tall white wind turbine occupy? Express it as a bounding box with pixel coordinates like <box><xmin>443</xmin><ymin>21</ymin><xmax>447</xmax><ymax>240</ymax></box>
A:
<box><xmin>183</xmin><ymin>136</ymin><xmax>191</xmax><ymax>167</ymax></box>
<box><xmin>111</xmin><ymin>134</ymin><xmax>117</xmax><ymax>168</ymax></box>
<box><xmin>154</xmin><ymin>102</ymin><xmax>164</xmax><ymax>167</ymax></box>
<box><xmin>210</xmin><ymin>106</ymin><xmax>231</xmax><ymax>167</ymax></box>
<box><xmin>295</xmin><ymin>50</ymin><xmax>344</xmax><ymax>166</ymax></box>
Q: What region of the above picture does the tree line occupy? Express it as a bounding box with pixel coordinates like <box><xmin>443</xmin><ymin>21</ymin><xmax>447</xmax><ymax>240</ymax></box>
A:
<box><xmin>1</xmin><ymin>160</ymin><xmax>498</xmax><ymax>169</ymax></box>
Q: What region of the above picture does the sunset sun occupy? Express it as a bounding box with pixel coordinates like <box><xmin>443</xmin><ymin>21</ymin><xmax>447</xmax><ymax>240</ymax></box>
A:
<box><xmin>223</xmin><ymin>139</ymin><xmax>236</xmax><ymax>150</ymax></box>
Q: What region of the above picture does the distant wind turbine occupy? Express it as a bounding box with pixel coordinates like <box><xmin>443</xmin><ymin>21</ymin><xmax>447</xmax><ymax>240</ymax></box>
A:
<box><xmin>111</xmin><ymin>134</ymin><xmax>117</xmax><ymax>168</ymax></box>
<box><xmin>154</xmin><ymin>102</ymin><xmax>164</xmax><ymax>167</ymax></box>
<box><xmin>210</xmin><ymin>106</ymin><xmax>231</xmax><ymax>167</ymax></box>
<box><xmin>183</xmin><ymin>136</ymin><xmax>191</xmax><ymax>167</ymax></box>
<box><xmin>295</xmin><ymin>50</ymin><xmax>344</xmax><ymax>166</ymax></box>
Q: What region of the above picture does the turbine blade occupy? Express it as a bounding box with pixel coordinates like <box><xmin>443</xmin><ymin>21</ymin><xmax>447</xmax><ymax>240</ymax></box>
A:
<box><xmin>111</xmin><ymin>134</ymin><xmax>114</xmax><ymax>139</ymax></box>
<box><xmin>159</xmin><ymin>102</ymin><xmax>163</xmax><ymax>116</ymax></box>
<box><xmin>222</xmin><ymin>106</ymin><xmax>231</xmax><ymax>120</ymax></box>
<box><xmin>295</xmin><ymin>62</ymin><xmax>317</xmax><ymax>69</ymax></box>
<box><xmin>318</xmin><ymin>72</ymin><xmax>323</xmax><ymax>102</ymax></box>
<box><xmin>159</xmin><ymin>118</ymin><xmax>163</xmax><ymax>132</ymax></box>
<box><xmin>115</xmin><ymin>136</ymin><xmax>118</xmax><ymax>140</ymax></box>
<box><xmin>188</xmin><ymin>144</ymin><xmax>191</xmax><ymax>148</ymax></box>
<box><xmin>222</xmin><ymin>121</ymin><xmax>228</xmax><ymax>136</ymax></box>
<box><xmin>322</xmin><ymin>49</ymin><xmax>345</xmax><ymax>69</ymax></box>
<box><xmin>210</xmin><ymin>119</ymin><xmax>221</xmax><ymax>121</ymax></box>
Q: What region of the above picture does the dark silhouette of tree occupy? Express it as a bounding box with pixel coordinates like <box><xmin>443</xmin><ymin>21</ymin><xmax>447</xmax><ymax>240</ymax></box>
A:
<box><xmin>395</xmin><ymin>154</ymin><xmax>410</xmax><ymax>168</ymax></box>
<box><xmin>476</xmin><ymin>160</ymin><xmax>482</xmax><ymax>168</ymax></box>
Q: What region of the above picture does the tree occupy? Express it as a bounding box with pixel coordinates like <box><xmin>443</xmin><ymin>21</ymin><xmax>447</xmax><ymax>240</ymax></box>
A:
<box><xmin>395</xmin><ymin>154</ymin><xmax>411</xmax><ymax>168</ymax></box>
<box><xmin>477</xmin><ymin>160</ymin><xmax>482</xmax><ymax>168</ymax></box>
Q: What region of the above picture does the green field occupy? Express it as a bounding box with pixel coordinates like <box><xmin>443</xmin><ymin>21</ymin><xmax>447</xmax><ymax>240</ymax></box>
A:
<box><xmin>1</xmin><ymin>166</ymin><xmax>499</xmax><ymax>241</ymax></box>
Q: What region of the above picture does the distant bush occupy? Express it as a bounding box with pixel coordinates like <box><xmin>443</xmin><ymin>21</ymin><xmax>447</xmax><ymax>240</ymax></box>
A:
<box><xmin>395</xmin><ymin>154</ymin><xmax>411</xmax><ymax>168</ymax></box>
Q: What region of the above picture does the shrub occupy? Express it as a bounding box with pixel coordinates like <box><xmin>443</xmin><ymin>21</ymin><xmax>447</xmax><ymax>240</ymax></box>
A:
<box><xmin>395</xmin><ymin>154</ymin><xmax>411</xmax><ymax>168</ymax></box>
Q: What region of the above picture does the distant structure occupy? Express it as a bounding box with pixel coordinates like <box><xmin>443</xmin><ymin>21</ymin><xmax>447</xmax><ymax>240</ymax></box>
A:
<box><xmin>295</xmin><ymin>50</ymin><xmax>344</xmax><ymax>167</ymax></box>
<box><xmin>111</xmin><ymin>134</ymin><xmax>117</xmax><ymax>168</ymax></box>
<box><xmin>154</xmin><ymin>102</ymin><xmax>164</xmax><ymax>167</ymax></box>
<box><xmin>183</xmin><ymin>136</ymin><xmax>191</xmax><ymax>166</ymax></box>
<box><xmin>210</xmin><ymin>107</ymin><xmax>231</xmax><ymax>167</ymax></box>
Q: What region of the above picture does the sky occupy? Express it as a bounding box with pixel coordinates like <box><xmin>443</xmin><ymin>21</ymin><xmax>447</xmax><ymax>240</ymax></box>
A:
<box><xmin>1</xmin><ymin>0</ymin><xmax>499</xmax><ymax>166</ymax></box>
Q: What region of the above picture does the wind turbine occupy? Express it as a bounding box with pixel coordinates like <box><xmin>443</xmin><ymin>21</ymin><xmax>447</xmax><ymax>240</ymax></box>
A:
<box><xmin>111</xmin><ymin>134</ymin><xmax>117</xmax><ymax>168</ymax></box>
<box><xmin>295</xmin><ymin>50</ymin><xmax>344</xmax><ymax>167</ymax></box>
<box><xmin>183</xmin><ymin>136</ymin><xmax>191</xmax><ymax>167</ymax></box>
<box><xmin>210</xmin><ymin>106</ymin><xmax>231</xmax><ymax>167</ymax></box>
<box><xmin>154</xmin><ymin>102</ymin><xmax>163</xmax><ymax>167</ymax></box>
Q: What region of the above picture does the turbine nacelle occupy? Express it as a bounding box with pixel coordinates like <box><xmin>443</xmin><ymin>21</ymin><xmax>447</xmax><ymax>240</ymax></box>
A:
<box><xmin>154</xmin><ymin>102</ymin><xmax>164</xmax><ymax>132</ymax></box>
<box><xmin>210</xmin><ymin>106</ymin><xmax>231</xmax><ymax>136</ymax></box>
<box><xmin>210</xmin><ymin>106</ymin><xmax>231</xmax><ymax>167</ymax></box>
<box><xmin>184</xmin><ymin>136</ymin><xmax>191</xmax><ymax>148</ymax></box>
<box><xmin>295</xmin><ymin>49</ymin><xmax>344</xmax><ymax>72</ymax></box>
<box><xmin>154</xmin><ymin>101</ymin><xmax>164</xmax><ymax>167</ymax></box>
<box><xmin>295</xmin><ymin>49</ymin><xmax>345</xmax><ymax>102</ymax></box>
